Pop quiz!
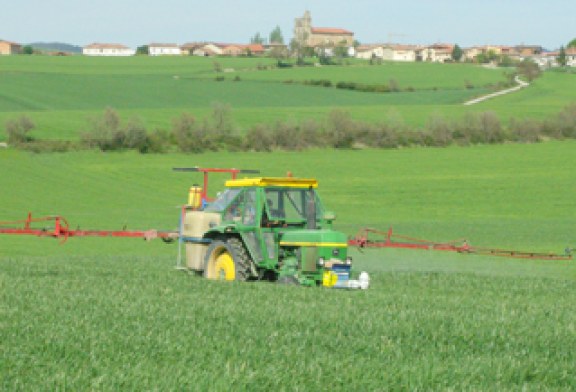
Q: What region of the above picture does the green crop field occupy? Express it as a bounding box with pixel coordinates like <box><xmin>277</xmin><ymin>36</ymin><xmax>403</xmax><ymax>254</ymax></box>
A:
<box><xmin>2</xmin><ymin>55</ymin><xmax>575</xmax><ymax>389</ymax></box>
<box><xmin>2</xmin><ymin>142</ymin><xmax>576</xmax><ymax>389</ymax></box>
<box><xmin>2</xmin><ymin>56</ymin><xmax>574</xmax><ymax>142</ymax></box>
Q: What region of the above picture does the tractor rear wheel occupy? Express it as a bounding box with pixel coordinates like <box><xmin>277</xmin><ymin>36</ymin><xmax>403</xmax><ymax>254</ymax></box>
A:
<box><xmin>203</xmin><ymin>237</ymin><xmax>251</xmax><ymax>281</ymax></box>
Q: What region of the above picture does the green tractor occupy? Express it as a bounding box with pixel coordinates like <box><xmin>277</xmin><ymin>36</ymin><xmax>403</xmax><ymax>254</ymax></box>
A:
<box><xmin>179</xmin><ymin>173</ymin><xmax>369</xmax><ymax>289</ymax></box>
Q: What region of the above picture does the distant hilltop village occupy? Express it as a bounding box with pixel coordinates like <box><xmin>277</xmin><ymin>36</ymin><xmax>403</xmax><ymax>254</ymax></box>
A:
<box><xmin>1</xmin><ymin>11</ymin><xmax>574</xmax><ymax>68</ymax></box>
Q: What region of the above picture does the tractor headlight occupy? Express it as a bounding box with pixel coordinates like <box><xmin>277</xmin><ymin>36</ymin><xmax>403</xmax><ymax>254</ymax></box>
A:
<box><xmin>317</xmin><ymin>257</ymin><xmax>325</xmax><ymax>267</ymax></box>
<box><xmin>345</xmin><ymin>257</ymin><xmax>352</xmax><ymax>265</ymax></box>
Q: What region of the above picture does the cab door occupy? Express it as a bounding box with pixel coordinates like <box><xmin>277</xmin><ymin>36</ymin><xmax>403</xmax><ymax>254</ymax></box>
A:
<box><xmin>231</xmin><ymin>188</ymin><xmax>261</xmax><ymax>263</ymax></box>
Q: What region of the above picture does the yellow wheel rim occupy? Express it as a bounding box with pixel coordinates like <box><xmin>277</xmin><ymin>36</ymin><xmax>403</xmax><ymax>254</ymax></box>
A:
<box><xmin>214</xmin><ymin>251</ymin><xmax>235</xmax><ymax>281</ymax></box>
<box><xmin>322</xmin><ymin>271</ymin><xmax>338</xmax><ymax>287</ymax></box>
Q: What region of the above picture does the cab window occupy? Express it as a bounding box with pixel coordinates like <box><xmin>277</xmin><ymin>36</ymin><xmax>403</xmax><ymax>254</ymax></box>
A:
<box><xmin>205</xmin><ymin>189</ymin><xmax>241</xmax><ymax>212</ymax></box>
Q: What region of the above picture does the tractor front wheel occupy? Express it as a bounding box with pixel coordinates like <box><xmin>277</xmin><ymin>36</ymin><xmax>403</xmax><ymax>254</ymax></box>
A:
<box><xmin>203</xmin><ymin>237</ymin><xmax>251</xmax><ymax>281</ymax></box>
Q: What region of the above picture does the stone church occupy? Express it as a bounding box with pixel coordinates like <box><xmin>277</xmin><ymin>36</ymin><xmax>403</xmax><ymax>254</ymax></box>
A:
<box><xmin>294</xmin><ymin>11</ymin><xmax>354</xmax><ymax>48</ymax></box>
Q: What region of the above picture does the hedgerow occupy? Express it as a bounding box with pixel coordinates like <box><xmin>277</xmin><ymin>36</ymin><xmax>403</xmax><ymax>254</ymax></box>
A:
<box><xmin>5</xmin><ymin>104</ymin><xmax>576</xmax><ymax>154</ymax></box>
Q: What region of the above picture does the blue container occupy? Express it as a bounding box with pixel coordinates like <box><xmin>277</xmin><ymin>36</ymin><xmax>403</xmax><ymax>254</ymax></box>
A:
<box><xmin>331</xmin><ymin>264</ymin><xmax>351</xmax><ymax>288</ymax></box>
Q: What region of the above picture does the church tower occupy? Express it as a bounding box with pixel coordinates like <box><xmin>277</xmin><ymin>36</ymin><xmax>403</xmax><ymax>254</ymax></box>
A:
<box><xmin>294</xmin><ymin>10</ymin><xmax>312</xmax><ymax>46</ymax></box>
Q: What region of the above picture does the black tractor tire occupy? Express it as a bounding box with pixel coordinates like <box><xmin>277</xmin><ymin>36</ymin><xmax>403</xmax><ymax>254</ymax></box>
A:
<box><xmin>203</xmin><ymin>237</ymin><xmax>252</xmax><ymax>281</ymax></box>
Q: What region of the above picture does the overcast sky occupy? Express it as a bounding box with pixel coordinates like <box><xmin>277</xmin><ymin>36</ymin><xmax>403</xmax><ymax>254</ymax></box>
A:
<box><xmin>2</xmin><ymin>0</ymin><xmax>574</xmax><ymax>50</ymax></box>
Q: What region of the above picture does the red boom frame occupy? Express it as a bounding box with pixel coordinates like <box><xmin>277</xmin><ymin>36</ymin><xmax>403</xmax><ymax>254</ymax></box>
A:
<box><xmin>349</xmin><ymin>227</ymin><xmax>572</xmax><ymax>261</ymax></box>
<box><xmin>0</xmin><ymin>213</ymin><xmax>177</xmax><ymax>244</ymax></box>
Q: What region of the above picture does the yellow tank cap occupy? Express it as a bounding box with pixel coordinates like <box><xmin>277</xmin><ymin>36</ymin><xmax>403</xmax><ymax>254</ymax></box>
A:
<box><xmin>188</xmin><ymin>186</ymin><xmax>202</xmax><ymax>208</ymax></box>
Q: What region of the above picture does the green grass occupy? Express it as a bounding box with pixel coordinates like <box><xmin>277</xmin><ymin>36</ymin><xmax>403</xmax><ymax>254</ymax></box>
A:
<box><xmin>3</xmin><ymin>252</ymin><xmax>576</xmax><ymax>390</ymax></box>
<box><xmin>2</xmin><ymin>143</ymin><xmax>576</xmax><ymax>390</ymax></box>
<box><xmin>0</xmin><ymin>56</ymin><xmax>554</xmax><ymax>141</ymax></box>
<box><xmin>2</xmin><ymin>59</ymin><xmax>576</xmax><ymax>389</ymax></box>
<box><xmin>3</xmin><ymin>155</ymin><xmax>576</xmax><ymax>391</ymax></box>
<box><xmin>1</xmin><ymin>142</ymin><xmax>574</xmax><ymax>254</ymax></box>
<box><xmin>234</xmin><ymin>61</ymin><xmax>506</xmax><ymax>88</ymax></box>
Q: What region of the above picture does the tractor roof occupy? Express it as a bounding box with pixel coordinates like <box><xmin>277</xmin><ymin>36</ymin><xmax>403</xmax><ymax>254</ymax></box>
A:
<box><xmin>225</xmin><ymin>177</ymin><xmax>318</xmax><ymax>188</ymax></box>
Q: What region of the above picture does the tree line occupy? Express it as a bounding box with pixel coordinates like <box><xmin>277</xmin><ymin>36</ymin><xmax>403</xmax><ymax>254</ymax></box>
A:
<box><xmin>4</xmin><ymin>103</ymin><xmax>576</xmax><ymax>154</ymax></box>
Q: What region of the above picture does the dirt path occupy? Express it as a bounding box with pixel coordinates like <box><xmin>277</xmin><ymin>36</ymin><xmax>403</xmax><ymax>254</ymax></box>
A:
<box><xmin>464</xmin><ymin>76</ymin><xmax>529</xmax><ymax>106</ymax></box>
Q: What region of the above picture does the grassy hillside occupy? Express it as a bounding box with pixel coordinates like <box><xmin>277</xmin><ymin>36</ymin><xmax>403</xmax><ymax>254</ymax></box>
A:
<box><xmin>479</xmin><ymin>70</ymin><xmax>576</xmax><ymax>117</ymax></box>
<box><xmin>2</xmin><ymin>143</ymin><xmax>576</xmax><ymax>390</ymax></box>
<box><xmin>1</xmin><ymin>57</ymin><xmax>574</xmax><ymax>143</ymax></box>
<box><xmin>0</xmin><ymin>56</ymin><xmax>523</xmax><ymax>140</ymax></box>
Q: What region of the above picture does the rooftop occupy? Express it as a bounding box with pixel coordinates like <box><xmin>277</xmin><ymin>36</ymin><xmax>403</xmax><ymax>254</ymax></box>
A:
<box><xmin>311</xmin><ymin>27</ymin><xmax>354</xmax><ymax>35</ymax></box>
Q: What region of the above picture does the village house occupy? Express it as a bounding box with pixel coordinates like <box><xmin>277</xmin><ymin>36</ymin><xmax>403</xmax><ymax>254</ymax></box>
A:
<box><xmin>180</xmin><ymin>42</ymin><xmax>206</xmax><ymax>55</ymax></box>
<box><xmin>83</xmin><ymin>43</ymin><xmax>135</xmax><ymax>56</ymax></box>
<box><xmin>148</xmin><ymin>43</ymin><xmax>182</xmax><ymax>56</ymax></box>
<box><xmin>219</xmin><ymin>43</ymin><xmax>265</xmax><ymax>56</ymax></box>
<box><xmin>245</xmin><ymin>44</ymin><xmax>265</xmax><ymax>56</ymax></box>
<box><xmin>463</xmin><ymin>45</ymin><xmax>528</xmax><ymax>63</ymax></box>
<box><xmin>535</xmin><ymin>52</ymin><xmax>558</xmax><ymax>68</ymax></box>
<box><xmin>0</xmin><ymin>40</ymin><xmax>22</xmax><ymax>55</ymax></box>
<box><xmin>355</xmin><ymin>45</ymin><xmax>385</xmax><ymax>60</ymax></box>
<box><xmin>538</xmin><ymin>47</ymin><xmax>576</xmax><ymax>68</ymax></box>
<box><xmin>462</xmin><ymin>46</ymin><xmax>482</xmax><ymax>61</ymax></box>
<box><xmin>418</xmin><ymin>43</ymin><xmax>454</xmax><ymax>62</ymax></box>
<box><xmin>382</xmin><ymin>44</ymin><xmax>418</xmax><ymax>62</ymax></box>
<box><xmin>265</xmin><ymin>42</ymin><xmax>289</xmax><ymax>56</ymax></box>
<box><xmin>219</xmin><ymin>44</ymin><xmax>242</xmax><ymax>56</ymax></box>
<box><xmin>182</xmin><ymin>42</ymin><xmax>265</xmax><ymax>57</ymax></box>
<box><xmin>356</xmin><ymin>44</ymin><xmax>418</xmax><ymax>62</ymax></box>
<box><xmin>294</xmin><ymin>11</ymin><xmax>354</xmax><ymax>50</ymax></box>
<box><xmin>515</xmin><ymin>45</ymin><xmax>543</xmax><ymax>57</ymax></box>
<box><xmin>187</xmin><ymin>43</ymin><xmax>222</xmax><ymax>56</ymax></box>
<box><xmin>567</xmin><ymin>47</ymin><xmax>576</xmax><ymax>67</ymax></box>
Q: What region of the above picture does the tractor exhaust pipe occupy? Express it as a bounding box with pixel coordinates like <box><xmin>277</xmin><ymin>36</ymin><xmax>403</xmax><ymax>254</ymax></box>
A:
<box><xmin>306</xmin><ymin>187</ymin><xmax>316</xmax><ymax>230</ymax></box>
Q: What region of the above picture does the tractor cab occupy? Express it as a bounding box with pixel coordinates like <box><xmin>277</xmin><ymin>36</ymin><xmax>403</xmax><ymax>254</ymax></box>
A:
<box><xmin>205</xmin><ymin>178</ymin><xmax>329</xmax><ymax>230</ymax></box>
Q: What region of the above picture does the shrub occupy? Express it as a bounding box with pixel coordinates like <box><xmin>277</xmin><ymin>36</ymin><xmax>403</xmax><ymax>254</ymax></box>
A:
<box><xmin>123</xmin><ymin>118</ymin><xmax>148</xmax><ymax>149</ymax></box>
<box><xmin>273</xmin><ymin>121</ymin><xmax>309</xmax><ymax>150</ymax></box>
<box><xmin>516</xmin><ymin>59</ymin><xmax>541</xmax><ymax>82</ymax></box>
<box><xmin>388</xmin><ymin>79</ymin><xmax>400</xmax><ymax>92</ymax></box>
<box><xmin>426</xmin><ymin>114</ymin><xmax>454</xmax><ymax>147</ymax></box>
<box><xmin>553</xmin><ymin>104</ymin><xmax>576</xmax><ymax>138</ymax></box>
<box><xmin>304</xmin><ymin>79</ymin><xmax>332</xmax><ymax>87</ymax></box>
<box><xmin>479</xmin><ymin>111</ymin><xmax>505</xmax><ymax>143</ymax></box>
<box><xmin>457</xmin><ymin>111</ymin><xmax>504</xmax><ymax>144</ymax></box>
<box><xmin>299</xmin><ymin>119</ymin><xmax>324</xmax><ymax>148</ymax></box>
<box><xmin>81</xmin><ymin>108</ymin><xmax>150</xmax><ymax>151</ymax></box>
<box><xmin>209</xmin><ymin>102</ymin><xmax>240</xmax><ymax>150</ymax></box>
<box><xmin>5</xmin><ymin>115</ymin><xmax>35</xmax><ymax>144</ymax></box>
<box><xmin>136</xmin><ymin>129</ymin><xmax>169</xmax><ymax>154</ymax></box>
<box><xmin>361</xmin><ymin>124</ymin><xmax>399</xmax><ymax>148</ymax></box>
<box><xmin>172</xmin><ymin>113</ymin><xmax>202</xmax><ymax>153</ymax></box>
<box><xmin>325</xmin><ymin>109</ymin><xmax>356</xmax><ymax>148</ymax></box>
<box><xmin>336</xmin><ymin>81</ymin><xmax>357</xmax><ymax>90</ymax></box>
<box><xmin>509</xmin><ymin>118</ymin><xmax>542</xmax><ymax>143</ymax></box>
<box><xmin>81</xmin><ymin>107</ymin><xmax>121</xmax><ymax>150</ymax></box>
<box><xmin>245</xmin><ymin>124</ymin><xmax>273</xmax><ymax>152</ymax></box>
<box><xmin>20</xmin><ymin>140</ymin><xmax>78</xmax><ymax>153</ymax></box>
